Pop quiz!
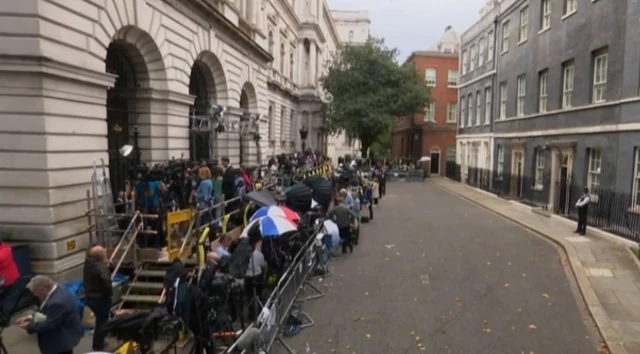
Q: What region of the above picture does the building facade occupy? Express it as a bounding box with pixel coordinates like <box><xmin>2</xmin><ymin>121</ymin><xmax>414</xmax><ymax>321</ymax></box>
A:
<box><xmin>0</xmin><ymin>0</ymin><xmax>365</xmax><ymax>278</ymax></box>
<box><xmin>392</xmin><ymin>27</ymin><xmax>460</xmax><ymax>175</ymax></box>
<box><xmin>456</xmin><ymin>5</ymin><xmax>499</xmax><ymax>183</ymax></box>
<box><xmin>492</xmin><ymin>0</ymin><xmax>640</xmax><ymax>213</ymax></box>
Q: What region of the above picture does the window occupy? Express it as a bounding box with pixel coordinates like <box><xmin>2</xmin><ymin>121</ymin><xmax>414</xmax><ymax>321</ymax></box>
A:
<box><xmin>268</xmin><ymin>31</ymin><xmax>274</xmax><ymax>67</ymax></box>
<box><xmin>447</xmin><ymin>70</ymin><xmax>459</xmax><ymax>87</ymax></box>
<box><xmin>487</xmin><ymin>31</ymin><xmax>494</xmax><ymax>61</ymax></box>
<box><xmin>478</xmin><ymin>38</ymin><xmax>486</xmax><ymax>65</ymax></box>
<box><xmin>497</xmin><ymin>145</ymin><xmax>504</xmax><ymax>179</ymax></box>
<box><xmin>462</xmin><ymin>51</ymin><xmax>468</xmax><ymax>75</ymax></box>
<box><xmin>476</xmin><ymin>91</ymin><xmax>482</xmax><ymax>125</ymax></box>
<box><xmin>424</xmin><ymin>102</ymin><xmax>435</xmax><ymax>122</ymax></box>
<box><xmin>290</xmin><ymin>110</ymin><xmax>296</xmax><ymax>142</ymax></box>
<box><xmin>280</xmin><ymin>43</ymin><xmax>286</xmax><ymax>73</ymax></box>
<box><xmin>484</xmin><ymin>87</ymin><xmax>491</xmax><ymax>124</ymax></box>
<box><xmin>501</xmin><ymin>21</ymin><xmax>510</xmax><ymax>53</ymax></box>
<box><xmin>564</xmin><ymin>0</ymin><xmax>577</xmax><ymax>16</ymax></box>
<box><xmin>290</xmin><ymin>52</ymin><xmax>295</xmax><ymax>79</ymax></box>
<box><xmin>467</xmin><ymin>94</ymin><xmax>473</xmax><ymax>126</ymax></box>
<box><xmin>519</xmin><ymin>7</ymin><xmax>529</xmax><ymax>43</ymax></box>
<box><xmin>517</xmin><ymin>75</ymin><xmax>526</xmax><ymax>117</ymax></box>
<box><xmin>446</xmin><ymin>146</ymin><xmax>456</xmax><ymax>161</ymax></box>
<box><xmin>425</xmin><ymin>68</ymin><xmax>437</xmax><ymax>87</ymax></box>
<box><xmin>633</xmin><ymin>148</ymin><xmax>640</xmax><ymax>207</ymax></box>
<box><xmin>460</xmin><ymin>96</ymin><xmax>466</xmax><ymax>127</ymax></box>
<box><xmin>280</xmin><ymin>107</ymin><xmax>286</xmax><ymax>140</ymax></box>
<box><xmin>593</xmin><ymin>52</ymin><xmax>608</xmax><ymax>103</ymax></box>
<box><xmin>587</xmin><ymin>148</ymin><xmax>602</xmax><ymax>194</ymax></box>
<box><xmin>470</xmin><ymin>45</ymin><xmax>476</xmax><ymax>71</ymax></box>
<box><xmin>539</xmin><ymin>70</ymin><xmax>548</xmax><ymax>113</ymax></box>
<box><xmin>447</xmin><ymin>102</ymin><xmax>458</xmax><ymax>123</ymax></box>
<box><xmin>268</xmin><ymin>104</ymin><xmax>275</xmax><ymax>140</ymax></box>
<box><xmin>348</xmin><ymin>31</ymin><xmax>354</xmax><ymax>42</ymax></box>
<box><xmin>499</xmin><ymin>82</ymin><xmax>507</xmax><ymax>119</ymax></box>
<box><xmin>534</xmin><ymin>149</ymin><xmax>545</xmax><ymax>189</ymax></box>
<box><xmin>541</xmin><ymin>0</ymin><xmax>551</xmax><ymax>30</ymax></box>
<box><xmin>562</xmin><ymin>61</ymin><xmax>575</xmax><ymax>108</ymax></box>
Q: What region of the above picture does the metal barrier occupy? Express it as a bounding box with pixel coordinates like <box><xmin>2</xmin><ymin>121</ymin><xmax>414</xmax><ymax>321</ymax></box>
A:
<box><xmin>224</xmin><ymin>226</ymin><xmax>328</xmax><ymax>354</ymax></box>
<box><xmin>386</xmin><ymin>169</ymin><xmax>425</xmax><ymax>182</ymax></box>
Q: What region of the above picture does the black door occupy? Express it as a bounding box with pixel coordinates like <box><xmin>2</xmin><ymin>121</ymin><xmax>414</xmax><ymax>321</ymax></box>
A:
<box><xmin>515</xmin><ymin>161</ymin><xmax>523</xmax><ymax>198</ymax></box>
<box><xmin>430</xmin><ymin>153</ymin><xmax>440</xmax><ymax>174</ymax></box>
<box><xmin>558</xmin><ymin>166</ymin><xmax>568</xmax><ymax>214</ymax></box>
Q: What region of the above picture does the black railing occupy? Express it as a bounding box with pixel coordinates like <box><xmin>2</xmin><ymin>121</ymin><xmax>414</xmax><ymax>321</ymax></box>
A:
<box><xmin>445</xmin><ymin>163</ymin><xmax>640</xmax><ymax>242</ymax></box>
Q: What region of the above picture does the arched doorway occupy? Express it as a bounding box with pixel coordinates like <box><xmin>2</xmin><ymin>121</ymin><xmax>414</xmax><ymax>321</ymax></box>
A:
<box><xmin>189</xmin><ymin>60</ymin><xmax>213</xmax><ymax>161</ymax></box>
<box><xmin>239</xmin><ymin>88</ymin><xmax>250</xmax><ymax>165</ymax></box>
<box><xmin>105</xmin><ymin>42</ymin><xmax>140</xmax><ymax>196</ymax></box>
<box><xmin>430</xmin><ymin>147</ymin><xmax>441</xmax><ymax>175</ymax></box>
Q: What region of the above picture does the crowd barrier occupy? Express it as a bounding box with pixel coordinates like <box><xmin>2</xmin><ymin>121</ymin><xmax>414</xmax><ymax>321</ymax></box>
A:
<box><xmin>386</xmin><ymin>169</ymin><xmax>424</xmax><ymax>182</ymax></box>
<box><xmin>225</xmin><ymin>226</ymin><xmax>326</xmax><ymax>354</ymax></box>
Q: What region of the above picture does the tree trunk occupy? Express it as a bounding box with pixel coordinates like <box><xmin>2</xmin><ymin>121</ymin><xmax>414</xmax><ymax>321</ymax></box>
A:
<box><xmin>360</xmin><ymin>141</ymin><xmax>371</xmax><ymax>158</ymax></box>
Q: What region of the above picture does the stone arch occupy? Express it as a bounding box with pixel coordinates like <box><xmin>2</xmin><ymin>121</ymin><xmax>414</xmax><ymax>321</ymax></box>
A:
<box><xmin>193</xmin><ymin>51</ymin><xmax>229</xmax><ymax>106</ymax></box>
<box><xmin>109</xmin><ymin>26</ymin><xmax>167</xmax><ymax>90</ymax></box>
<box><xmin>430</xmin><ymin>146</ymin><xmax>441</xmax><ymax>153</ymax></box>
<box><xmin>240</xmin><ymin>82</ymin><xmax>258</xmax><ymax>113</ymax></box>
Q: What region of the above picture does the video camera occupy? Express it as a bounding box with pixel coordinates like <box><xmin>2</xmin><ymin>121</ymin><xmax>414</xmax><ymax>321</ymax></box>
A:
<box><xmin>130</xmin><ymin>159</ymin><xmax>189</xmax><ymax>183</ymax></box>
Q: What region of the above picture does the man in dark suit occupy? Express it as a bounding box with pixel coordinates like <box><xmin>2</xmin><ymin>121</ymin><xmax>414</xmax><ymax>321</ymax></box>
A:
<box><xmin>83</xmin><ymin>245</ymin><xmax>112</xmax><ymax>351</ymax></box>
<box><xmin>16</xmin><ymin>275</ymin><xmax>83</xmax><ymax>354</ymax></box>
<box><xmin>221</xmin><ymin>157</ymin><xmax>236</xmax><ymax>210</ymax></box>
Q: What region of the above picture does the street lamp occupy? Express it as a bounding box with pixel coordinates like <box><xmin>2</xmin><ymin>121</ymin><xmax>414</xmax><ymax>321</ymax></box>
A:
<box><xmin>299</xmin><ymin>125</ymin><xmax>308</xmax><ymax>151</ymax></box>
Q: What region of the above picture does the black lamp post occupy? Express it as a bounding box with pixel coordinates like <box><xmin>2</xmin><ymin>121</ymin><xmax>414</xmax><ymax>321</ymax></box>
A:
<box><xmin>299</xmin><ymin>125</ymin><xmax>308</xmax><ymax>151</ymax></box>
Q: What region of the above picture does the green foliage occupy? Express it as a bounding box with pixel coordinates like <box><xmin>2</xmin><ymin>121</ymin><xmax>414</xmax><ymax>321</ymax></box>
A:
<box><xmin>321</xmin><ymin>37</ymin><xmax>430</xmax><ymax>156</ymax></box>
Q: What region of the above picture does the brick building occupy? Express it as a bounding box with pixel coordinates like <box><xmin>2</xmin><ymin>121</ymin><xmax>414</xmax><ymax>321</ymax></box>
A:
<box><xmin>392</xmin><ymin>27</ymin><xmax>460</xmax><ymax>175</ymax></box>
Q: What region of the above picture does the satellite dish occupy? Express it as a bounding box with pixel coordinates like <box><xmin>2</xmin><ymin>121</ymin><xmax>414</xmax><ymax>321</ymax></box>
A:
<box><xmin>119</xmin><ymin>144</ymin><xmax>134</xmax><ymax>157</ymax></box>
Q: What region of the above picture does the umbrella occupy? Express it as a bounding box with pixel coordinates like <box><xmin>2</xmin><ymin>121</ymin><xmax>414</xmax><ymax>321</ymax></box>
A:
<box><xmin>308</xmin><ymin>179</ymin><xmax>332</xmax><ymax>206</ymax></box>
<box><xmin>302</xmin><ymin>175</ymin><xmax>323</xmax><ymax>188</ymax></box>
<box><xmin>323</xmin><ymin>219</ymin><xmax>340</xmax><ymax>247</ymax></box>
<box><xmin>250</xmin><ymin>206</ymin><xmax>300</xmax><ymax>223</ymax></box>
<box><xmin>241</xmin><ymin>216</ymin><xmax>298</xmax><ymax>238</ymax></box>
<box><xmin>245</xmin><ymin>190</ymin><xmax>277</xmax><ymax>207</ymax></box>
<box><xmin>284</xmin><ymin>183</ymin><xmax>313</xmax><ymax>214</ymax></box>
<box><xmin>419</xmin><ymin>156</ymin><xmax>431</xmax><ymax>162</ymax></box>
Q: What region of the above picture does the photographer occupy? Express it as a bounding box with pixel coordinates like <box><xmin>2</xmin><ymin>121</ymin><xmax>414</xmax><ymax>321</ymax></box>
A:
<box><xmin>245</xmin><ymin>240</ymin><xmax>267</xmax><ymax>321</ymax></box>
<box><xmin>134</xmin><ymin>170</ymin><xmax>167</xmax><ymax>249</ymax></box>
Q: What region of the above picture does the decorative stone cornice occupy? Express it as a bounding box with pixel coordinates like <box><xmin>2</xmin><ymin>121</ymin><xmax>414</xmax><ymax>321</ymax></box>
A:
<box><xmin>0</xmin><ymin>56</ymin><xmax>116</xmax><ymax>88</ymax></box>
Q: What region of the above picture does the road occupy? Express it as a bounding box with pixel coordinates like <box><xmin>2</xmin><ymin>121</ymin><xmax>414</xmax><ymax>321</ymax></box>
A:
<box><xmin>275</xmin><ymin>181</ymin><xmax>602</xmax><ymax>354</ymax></box>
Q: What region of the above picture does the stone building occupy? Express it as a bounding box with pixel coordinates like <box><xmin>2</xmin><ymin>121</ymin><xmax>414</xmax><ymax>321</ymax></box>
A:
<box><xmin>393</xmin><ymin>26</ymin><xmax>460</xmax><ymax>175</ymax></box>
<box><xmin>0</xmin><ymin>0</ymin><xmax>367</xmax><ymax>278</ymax></box>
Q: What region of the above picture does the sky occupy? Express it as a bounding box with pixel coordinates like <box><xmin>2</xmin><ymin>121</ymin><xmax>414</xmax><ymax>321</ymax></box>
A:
<box><xmin>327</xmin><ymin>0</ymin><xmax>486</xmax><ymax>62</ymax></box>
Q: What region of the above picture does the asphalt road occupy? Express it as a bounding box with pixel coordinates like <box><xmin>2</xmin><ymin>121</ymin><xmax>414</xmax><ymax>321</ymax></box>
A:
<box><xmin>275</xmin><ymin>181</ymin><xmax>602</xmax><ymax>354</ymax></box>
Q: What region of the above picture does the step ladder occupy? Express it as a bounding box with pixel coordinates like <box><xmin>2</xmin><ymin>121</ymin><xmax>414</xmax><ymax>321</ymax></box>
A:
<box><xmin>91</xmin><ymin>159</ymin><xmax>120</xmax><ymax>246</ymax></box>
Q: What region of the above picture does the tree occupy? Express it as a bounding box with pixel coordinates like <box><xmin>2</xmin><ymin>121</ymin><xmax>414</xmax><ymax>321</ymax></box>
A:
<box><xmin>321</xmin><ymin>37</ymin><xmax>430</xmax><ymax>157</ymax></box>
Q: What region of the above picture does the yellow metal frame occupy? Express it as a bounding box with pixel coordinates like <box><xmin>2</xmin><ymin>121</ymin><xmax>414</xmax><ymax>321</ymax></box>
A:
<box><xmin>197</xmin><ymin>226</ymin><xmax>210</xmax><ymax>270</ymax></box>
<box><xmin>166</xmin><ymin>209</ymin><xmax>193</xmax><ymax>260</ymax></box>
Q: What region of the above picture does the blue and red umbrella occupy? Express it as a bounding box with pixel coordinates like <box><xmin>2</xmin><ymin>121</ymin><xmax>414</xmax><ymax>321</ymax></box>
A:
<box><xmin>250</xmin><ymin>206</ymin><xmax>300</xmax><ymax>223</ymax></box>
<box><xmin>241</xmin><ymin>215</ymin><xmax>298</xmax><ymax>238</ymax></box>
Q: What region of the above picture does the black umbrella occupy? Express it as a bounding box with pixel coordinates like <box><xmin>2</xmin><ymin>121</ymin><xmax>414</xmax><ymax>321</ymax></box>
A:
<box><xmin>284</xmin><ymin>182</ymin><xmax>313</xmax><ymax>214</ymax></box>
<box><xmin>308</xmin><ymin>179</ymin><xmax>332</xmax><ymax>207</ymax></box>
<box><xmin>302</xmin><ymin>175</ymin><xmax>323</xmax><ymax>188</ymax></box>
<box><xmin>245</xmin><ymin>190</ymin><xmax>277</xmax><ymax>207</ymax></box>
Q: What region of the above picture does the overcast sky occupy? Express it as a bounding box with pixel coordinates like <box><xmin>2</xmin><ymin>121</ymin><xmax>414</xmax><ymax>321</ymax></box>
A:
<box><xmin>328</xmin><ymin>0</ymin><xmax>485</xmax><ymax>62</ymax></box>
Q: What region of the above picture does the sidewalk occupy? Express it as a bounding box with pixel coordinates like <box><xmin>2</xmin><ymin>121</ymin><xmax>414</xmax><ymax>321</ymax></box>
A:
<box><xmin>434</xmin><ymin>178</ymin><xmax>640</xmax><ymax>354</ymax></box>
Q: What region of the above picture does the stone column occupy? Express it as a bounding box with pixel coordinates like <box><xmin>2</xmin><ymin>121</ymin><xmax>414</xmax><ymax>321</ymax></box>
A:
<box><xmin>246</xmin><ymin>0</ymin><xmax>256</xmax><ymax>25</ymax></box>
<box><xmin>309</xmin><ymin>42</ymin><xmax>317</xmax><ymax>86</ymax></box>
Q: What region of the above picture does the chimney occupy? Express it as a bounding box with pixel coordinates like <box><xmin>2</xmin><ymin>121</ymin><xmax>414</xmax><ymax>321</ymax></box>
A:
<box><xmin>445</xmin><ymin>25</ymin><xmax>452</xmax><ymax>32</ymax></box>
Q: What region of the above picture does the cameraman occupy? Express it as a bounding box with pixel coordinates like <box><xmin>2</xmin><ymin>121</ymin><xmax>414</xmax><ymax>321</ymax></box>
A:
<box><xmin>134</xmin><ymin>171</ymin><xmax>167</xmax><ymax>249</ymax></box>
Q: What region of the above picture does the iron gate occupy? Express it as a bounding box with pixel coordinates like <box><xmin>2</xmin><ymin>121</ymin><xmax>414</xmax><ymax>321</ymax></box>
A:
<box><xmin>189</xmin><ymin>62</ymin><xmax>212</xmax><ymax>161</ymax></box>
<box><xmin>105</xmin><ymin>42</ymin><xmax>139</xmax><ymax>198</ymax></box>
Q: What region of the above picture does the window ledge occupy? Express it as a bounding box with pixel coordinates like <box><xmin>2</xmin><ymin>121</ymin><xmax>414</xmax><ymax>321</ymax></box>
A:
<box><xmin>484</xmin><ymin>121</ymin><xmax>490</xmax><ymax>125</ymax></box>
<box><xmin>594</xmin><ymin>99</ymin><xmax>607</xmax><ymax>104</ymax></box>
<box><xmin>562</xmin><ymin>10</ymin><xmax>577</xmax><ymax>21</ymax></box>
<box><xmin>517</xmin><ymin>39</ymin><xmax>528</xmax><ymax>46</ymax></box>
<box><xmin>538</xmin><ymin>27</ymin><xmax>550</xmax><ymax>35</ymax></box>
<box><xmin>500</xmin><ymin>49</ymin><xmax>509</xmax><ymax>55</ymax></box>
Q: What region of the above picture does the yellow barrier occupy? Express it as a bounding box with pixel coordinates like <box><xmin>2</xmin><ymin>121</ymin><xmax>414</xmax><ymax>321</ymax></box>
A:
<box><xmin>197</xmin><ymin>226</ymin><xmax>211</xmax><ymax>270</ymax></box>
<box><xmin>166</xmin><ymin>209</ymin><xmax>193</xmax><ymax>260</ymax></box>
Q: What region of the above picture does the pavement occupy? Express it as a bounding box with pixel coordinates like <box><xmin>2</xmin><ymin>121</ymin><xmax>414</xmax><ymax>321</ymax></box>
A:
<box><xmin>431</xmin><ymin>178</ymin><xmax>640</xmax><ymax>354</ymax></box>
<box><xmin>275</xmin><ymin>181</ymin><xmax>603</xmax><ymax>354</ymax></box>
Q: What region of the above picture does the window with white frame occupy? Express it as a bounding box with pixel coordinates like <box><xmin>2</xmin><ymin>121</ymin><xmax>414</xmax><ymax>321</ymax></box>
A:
<box><xmin>467</xmin><ymin>94</ymin><xmax>473</xmax><ymax>126</ymax></box>
<box><xmin>425</xmin><ymin>68</ymin><xmax>437</xmax><ymax>87</ymax></box>
<box><xmin>424</xmin><ymin>102</ymin><xmax>435</xmax><ymax>122</ymax></box>
<box><xmin>633</xmin><ymin>148</ymin><xmax>640</xmax><ymax>208</ymax></box>
<box><xmin>460</xmin><ymin>96</ymin><xmax>466</xmax><ymax>127</ymax></box>
<box><xmin>516</xmin><ymin>75</ymin><xmax>526</xmax><ymax>117</ymax></box>
<box><xmin>593</xmin><ymin>52</ymin><xmax>608</xmax><ymax>103</ymax></box>
<box><xmin>501</xmin><ymin>21</ymin><xmax>510</xmax><ymax>53</ymax></box>
<box><xmin>447</xmin><ymin>102</ymin><xmax>458</xmax><ymax>123</ymax></box>
<box><xmin>447</xmin><ymin>70</ymin><xmax>459</xmax><ymax>87</ymax></box>
<box><xmin>497</xmin><ymin>145</ymin><xmax>504</xmax><ymax>180</ymax></box>
<box><xmin>484</xmin><ymin>87</ymin><xmax>492</xmax><ymax>124</ymax></box>
<box><xmin>476</xmin><ymin>92</ymin><xmax>482</xmax><ymax>125</ymax></box>
<box><xmin>470</xmin><ymin>45</ymin><xmax>476</xmax><ymax>71</ymax></box>
<box><xmin>564</xmin><ymin>0</ymin><xmax>577</xmax><ymax>16</ymax></box>
<box><xmin>587</xmin><ymin>148</ymin><xmax>602</xmax><ymax>195</ymax></box>
<box><xmin>499</xmin><ymin>82</ymin><xmax>507</xmax><ymax>119</ymax></box>
<box><xmin>541</xmin><ymin>0</ymin><xmax>551</xmax><ymax>30</ymax></box>
<box><xmin>534</xmin><ymin>149</ymin><xmax>545</xmax><ymax>189</ymax></box>
<box><xmin>478</xmin><ymin>38</ymin><xmax>486</xmax><ymax>65</ymax></box>
<box><xmin>462</xmin><ymin>51</ymin><xmax>468</xmax><ymax>75</ymax></box>
<box><xmin>519</xmin><ymin>7</ymin><xmax>529</xmax><ymax>42</ymax></box>
<box><xmin>446</xmin><ymin>146</ymin><xmax>456</xmax><ymax>161</ymax></box>
<box><xmin>562</xmin><ymin>61</ymin><xmax>575</xmax><ymax>108</ymax></box>
<box><xmin>487</xmin><ymin>31</ymin><xmax>495</xmax><ymax>61</ymax></box>
<box><xmin>539</xmin><ymin>70</ymin><xmax>548</xmax><ymax>113</ymax></box>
